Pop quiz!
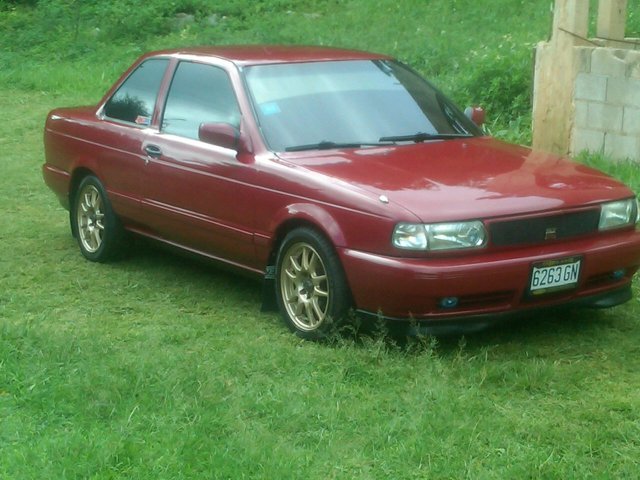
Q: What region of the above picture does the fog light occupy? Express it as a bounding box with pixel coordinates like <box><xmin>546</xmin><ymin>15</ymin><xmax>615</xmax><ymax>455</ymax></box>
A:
<box><xmin>611</xmin><ymin>269</ymin><xmax>625</xmax><ymax>280</ymax></box>
<box><xmin>440</xmin><ymin>297</ymin><xmax>459</xmax><ymax>309</ymax></box>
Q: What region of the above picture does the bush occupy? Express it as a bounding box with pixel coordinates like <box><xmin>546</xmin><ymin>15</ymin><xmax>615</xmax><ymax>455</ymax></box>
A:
<box><xmin>448</xmin><ymin>34</ymin><xmax>534</xmax><ymax>141</ymax></box>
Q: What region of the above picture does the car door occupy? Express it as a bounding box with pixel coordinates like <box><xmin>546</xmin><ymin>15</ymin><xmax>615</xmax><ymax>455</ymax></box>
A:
<box><xmin>140</xmin><ymin>60</ymin><xmax>259</xmax><ymax>271</ymax></box>
<box><xmin>96</xmin><ymin>58</ymin><xmax>170</xmax><ymax>224</ymax></box>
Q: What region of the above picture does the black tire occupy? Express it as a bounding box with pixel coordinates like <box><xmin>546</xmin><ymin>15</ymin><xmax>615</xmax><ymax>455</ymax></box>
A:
<box><xmin>275</xmin><ymin>227</ymin><xmax>351</xmax><ymax>339</ymax></box>
<box><xmin>71</xmin><ymin>175</ymin><xmax>124</xmax><ymax>262</ymax></box>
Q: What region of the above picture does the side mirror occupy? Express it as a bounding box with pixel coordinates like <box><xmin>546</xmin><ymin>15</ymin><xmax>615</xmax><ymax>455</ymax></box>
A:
<box><xmin>198</xmin><ymin>122</ymin><xmax>242</xmax><ymax>151</ymax></box>
<box><xmin>464</xmin><ymin>106</ymin><xmax>485</xmax><ymax>127</ymax></box>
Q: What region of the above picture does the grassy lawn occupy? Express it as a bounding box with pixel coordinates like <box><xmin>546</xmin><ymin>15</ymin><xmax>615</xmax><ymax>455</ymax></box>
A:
<box><xmin>2</xmin><ymin>1</ymin><xmax>640</xmax><ymax>478</ymax></box>
<box><xmin>2</xmin><ymin>76</ymin><xmax>640</xmax><ymax>480</ymax></box>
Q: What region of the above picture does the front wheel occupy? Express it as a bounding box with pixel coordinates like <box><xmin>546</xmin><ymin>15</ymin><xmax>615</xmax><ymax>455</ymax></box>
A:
<box><xmin>71</xmin><ymin>175</ymin><xmax>124</xmax><ymax>262</ymax></box>
<box><xmin>276</xmin><ymin>228</ymin><xmax>351</xmax><ymax>339</ymax></box>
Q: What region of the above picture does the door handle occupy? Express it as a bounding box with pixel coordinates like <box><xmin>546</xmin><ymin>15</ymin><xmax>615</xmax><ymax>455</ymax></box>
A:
<box><xmin>144</xmin><ymin>144</ymin><xmax>162</xmax><ymax>158</ymax></box>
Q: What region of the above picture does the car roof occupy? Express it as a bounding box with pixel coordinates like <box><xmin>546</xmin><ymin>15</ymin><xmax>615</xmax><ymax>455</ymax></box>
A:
<box><xmin>145</xmin><ymin>45</ymin><xmax>392</xmax><ymax>66</ymax></box>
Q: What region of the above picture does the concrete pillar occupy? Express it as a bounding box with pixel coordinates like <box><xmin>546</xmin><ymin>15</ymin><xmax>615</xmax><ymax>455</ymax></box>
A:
<box><xmin>532</xmin><ymin>0</ymin><xmax>590</xmax><ymax>154</ymax></box>
<box><xmin>597</xmin><ymin>0</ymin><xmax>628</xmax><ymax>40</ymax></box>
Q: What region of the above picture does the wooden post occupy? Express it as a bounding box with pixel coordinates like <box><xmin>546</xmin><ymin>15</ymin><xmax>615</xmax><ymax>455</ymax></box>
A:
<box><xmin>532</xmin><ymin>0</ymin><xmax>589</xmax><ymax>154</ymax></box>
<box><xmin>597</xmin><ymin>0</ymin><xmax>627</xmax><ymax>40</ymax></box>
<box><xmin>551</xmin><ymin>0</ymin><xmax>589</xmax><ymax>40</ymax></box>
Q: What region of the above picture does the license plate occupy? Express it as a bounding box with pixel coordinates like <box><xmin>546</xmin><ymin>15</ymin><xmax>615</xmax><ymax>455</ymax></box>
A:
<box><xmin>529</xmin><ymin>257</ymin><xmax>581</xmax><ymax>295</ymax></box>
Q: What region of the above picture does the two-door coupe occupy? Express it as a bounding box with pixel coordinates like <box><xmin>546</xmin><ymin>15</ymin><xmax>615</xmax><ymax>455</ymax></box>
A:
<box><xmin>43</xmin><ymin>46</ymin><xmax>640</xmax><ymax>338</ymax></box>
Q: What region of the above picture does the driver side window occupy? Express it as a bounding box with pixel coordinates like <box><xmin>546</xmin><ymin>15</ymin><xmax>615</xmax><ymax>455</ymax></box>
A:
<box><xmin>162</xmin><ymin>62</ymin><xmax>240</xmax><ymax>140</ymax></box>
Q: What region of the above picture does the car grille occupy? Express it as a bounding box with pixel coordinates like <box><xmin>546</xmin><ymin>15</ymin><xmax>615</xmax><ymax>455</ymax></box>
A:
<box><xmin>490</xmin><ymin>209</ymin><xmax>600</xmax><ymax>247</ymax></box>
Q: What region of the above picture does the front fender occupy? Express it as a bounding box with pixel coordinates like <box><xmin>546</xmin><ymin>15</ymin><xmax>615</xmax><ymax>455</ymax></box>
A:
<box><xmin>269</xmin><ymin>202</ymin><xmax>348</xmax><ymax>247</ymax></box>
<box><xmin>260</xmin><ymin>202</ymin><xmax>349</xmax><ymax>312</ymax></box>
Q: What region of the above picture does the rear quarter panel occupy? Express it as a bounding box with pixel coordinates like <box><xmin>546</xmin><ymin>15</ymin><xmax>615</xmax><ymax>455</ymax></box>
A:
<box><xmin>43</xmin><ymin>107</ymin><xmax>146</xmax><ymax>223</ymax></box>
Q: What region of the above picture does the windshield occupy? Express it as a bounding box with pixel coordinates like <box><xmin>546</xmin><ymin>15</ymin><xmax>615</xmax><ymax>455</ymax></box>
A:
<box><xmin>243</xmin><ymin>59</ymin><xmax>481</xmax><ymax>152</ymax></box>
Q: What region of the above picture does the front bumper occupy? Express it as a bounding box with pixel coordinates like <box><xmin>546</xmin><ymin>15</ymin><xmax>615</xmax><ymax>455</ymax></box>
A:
<box><xmin>339</xmin><ymin>228</ymin><xmax>640</xmax><ymax>323</ymax></box>
<box><xmin>358</xmin><ymin>284</ymin><xmax>632</xmax><ymax>335</ymax></box>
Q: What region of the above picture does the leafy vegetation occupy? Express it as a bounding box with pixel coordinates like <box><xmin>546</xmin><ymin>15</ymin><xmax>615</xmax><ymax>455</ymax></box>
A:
<box><xmin>2</xmin><ymin>0</ymin><xmax>639</xmax><ymax>141</ymax></box>
<box><xmin>0</xmin><ymin>1</ymin><xmax>547</xmax><ymax>142</ymax></box>
<box><xmin>1</xmin><ymin>1</ymin><xmax>640</xmax><ymax>478</ymax></box>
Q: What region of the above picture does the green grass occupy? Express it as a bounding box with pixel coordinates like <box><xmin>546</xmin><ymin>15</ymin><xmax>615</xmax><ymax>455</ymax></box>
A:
<box><xmin>3</xmin><ymin>0</ymin><xmax>639</xmax><ymax>142</ymax></box>
<box><xmin>2</xmin><ymin>80</ymin><xmax>640</xmax><ymax>480</ymax></box>
<box><xmin>2</xmin><ymin>1</ymin><xmax>640</xmax><ymax>478</ymax></box>
<box><xmin>0</xmin><ymin>0</ymin><xmax>556</xmax><ymax>144</ymax></box>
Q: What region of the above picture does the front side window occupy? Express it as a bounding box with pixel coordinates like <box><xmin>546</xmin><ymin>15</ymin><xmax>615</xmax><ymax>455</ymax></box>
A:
<box><xmin>244</xmin><ymin>60</ymin><xmax>481</xmax><ymax>152</ymax></box>
<box><xmin>162</xmin><ymin>62</ymin><xmax>240</xmax><ymax>140</ymax></box>
<box><xmin>103</xmin><ymin>58</ymin><xmax>169</xmax><ymax>125</ymax></box>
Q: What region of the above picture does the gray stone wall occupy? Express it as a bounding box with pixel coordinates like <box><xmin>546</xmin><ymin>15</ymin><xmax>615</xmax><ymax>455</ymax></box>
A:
<box><xmin>571</xmin><ymin>46</ymin><xmax>640</xmax><ymax>161</ymax></box>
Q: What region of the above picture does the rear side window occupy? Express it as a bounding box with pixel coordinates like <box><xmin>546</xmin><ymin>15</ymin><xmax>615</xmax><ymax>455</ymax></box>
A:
<box><xmin>162</xmin><ymin>61</ymin><xmax>240</xmax><ymax>140</ymax></box>
<box><xmin>103</xmin><ymin>58</ymin><xmax>169</xmax><ymax>125</ymax></box>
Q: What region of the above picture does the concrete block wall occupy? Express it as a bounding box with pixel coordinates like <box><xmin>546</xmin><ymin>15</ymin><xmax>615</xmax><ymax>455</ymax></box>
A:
<box><xmin>571</xmin><ymin>47</ymin><xmax>640</xmax><ymax>161</ymax></box>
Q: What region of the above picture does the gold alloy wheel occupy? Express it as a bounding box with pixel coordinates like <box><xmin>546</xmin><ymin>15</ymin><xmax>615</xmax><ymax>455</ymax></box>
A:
<box><xmin>76</xmin><ymin>184</ymin><xmax>105</xmax><ymax>254</ymax></box>
<box><xmin>279</xmin><ymin>242</ymin><xmax>330</xmax><ymax>331</ymax></box>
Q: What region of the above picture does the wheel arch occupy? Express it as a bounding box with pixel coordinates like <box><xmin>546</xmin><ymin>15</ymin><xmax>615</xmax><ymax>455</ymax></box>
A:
<box><xmin>69</xmin><ymin>167</ymin><xmax>97</xmax><ymax>203</ymax></box>
<box><xmin>260</xmin><ymin>204</ymin><xmax>350</xmax><ymax>312</ymax></box>
<box><xmin>266</xmin><ymin>203</ymin><xmax>348</xmax><ymax>267</ymax></box>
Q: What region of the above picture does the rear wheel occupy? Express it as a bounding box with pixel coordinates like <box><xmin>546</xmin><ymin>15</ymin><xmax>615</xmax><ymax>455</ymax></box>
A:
<box><xmin>71</xmin><ymin>175</ymin><xmax>124</xmax><ymax>262</ymax></box>
<box><xmin>276</xmin><ymin>228</ymin><xmax>351</xmax><ymax>339</ymax></box>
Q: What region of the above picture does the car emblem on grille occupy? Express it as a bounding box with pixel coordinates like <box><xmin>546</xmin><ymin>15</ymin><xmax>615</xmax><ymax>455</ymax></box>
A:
<box><xmin>545</xmin><ymin>227</ymin><xmax>557</xmax><ymax>240</ymax></box>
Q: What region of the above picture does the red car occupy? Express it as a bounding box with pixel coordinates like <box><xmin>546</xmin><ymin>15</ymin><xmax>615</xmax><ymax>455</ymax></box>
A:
<box><xmin>43</xmin><ymin>46</ymin><xmax>640</xmax><ymax>338</ymax></box>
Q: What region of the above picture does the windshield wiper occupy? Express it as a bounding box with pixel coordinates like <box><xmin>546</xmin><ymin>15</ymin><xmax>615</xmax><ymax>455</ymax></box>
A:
<box><xmin>284</xmin><ymin>140</ymin><xmax>391</xmax><ymax>152</ymax></box>
<box><xmin>379</xmin><ymin>132</ymin><xmax>473</xmax><ymax>143</ymax></box>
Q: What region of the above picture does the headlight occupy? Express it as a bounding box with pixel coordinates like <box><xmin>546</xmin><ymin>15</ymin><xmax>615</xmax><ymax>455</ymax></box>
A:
<box><xmin>393</xmin><ymin>221</ymin><xmax>487</xmax><ymax>251</ymax></box>
<box><xmin>392</xmin><ymin>223</ymin><xmax>427</xmax><ymax>250</ymax></box>
<box><xmin>636</xmin><ymin>198</ymin><xmax>640</xmax><ymax>224</ymax></box>
<box><xmin>599</xmin><ymin>199</ymin><xmax>637</xmax><ymax>230</ymax></box>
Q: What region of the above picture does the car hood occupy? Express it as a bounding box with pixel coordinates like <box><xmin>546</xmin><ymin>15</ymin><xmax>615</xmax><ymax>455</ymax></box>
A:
<box><xmin>276</xmin><ymin>137</ymin><xmax>632</xmax><ymax>223</ymax></box>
